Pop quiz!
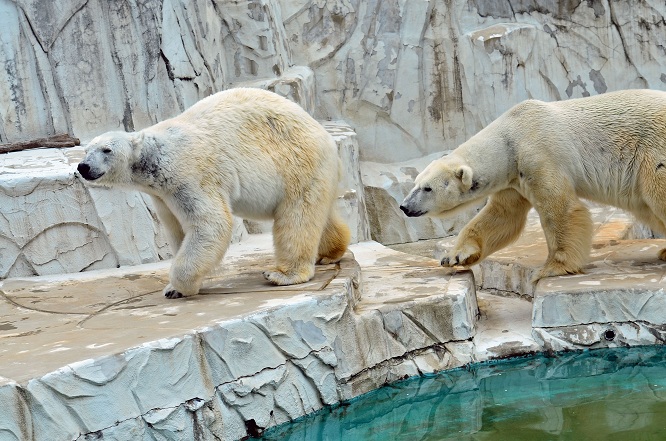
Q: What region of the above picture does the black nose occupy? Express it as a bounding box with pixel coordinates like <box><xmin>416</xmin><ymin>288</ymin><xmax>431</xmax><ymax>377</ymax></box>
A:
<box><xmin>400</xmin><ymin>205</ymin><xmax>424</xmax><ymax>217</ymax></box>
<box><xmin>77</xmin><ymin>162</ymin><xmax>90</xmax><ymax>174</ymax></box>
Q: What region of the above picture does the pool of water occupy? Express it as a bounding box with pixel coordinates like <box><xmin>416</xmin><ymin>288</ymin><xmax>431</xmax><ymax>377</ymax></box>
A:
<box><xmin>259</xmin><ymin>346</ymin><xmax>666</xmax><ymax>440</ymax></box>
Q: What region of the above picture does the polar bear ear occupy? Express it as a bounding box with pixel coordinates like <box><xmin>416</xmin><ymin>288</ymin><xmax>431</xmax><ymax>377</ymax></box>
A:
<box><xmin>455</xmin><ymin>165</ymin><xmax>473</xmax><ymax>190</ymax></box>
<box><xmin>130</xmin><ymin>132</ymin><xmax>145</xmax><ymax>150</ymax></box>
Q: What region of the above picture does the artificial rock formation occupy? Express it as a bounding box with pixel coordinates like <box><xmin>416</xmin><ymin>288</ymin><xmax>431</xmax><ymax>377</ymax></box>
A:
<box><xmin>2</xmin><ymin>0</ymin><xmax>665</xmax><ymax>254</ymax></box>
<box><xmin>0</xmin><ymin>237</ymin><xmax>478</xmax><ymax>440</ymax></box>
<box><xmin>2</xmin><ymin>0</ymin><xmax>665</xmax><ymax>159</ymax></box>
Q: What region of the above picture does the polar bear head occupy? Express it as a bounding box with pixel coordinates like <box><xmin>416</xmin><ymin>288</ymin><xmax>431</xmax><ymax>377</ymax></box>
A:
<box><xmin>77</xmin><ymin>131</ymin><xmax>142</xmax><ymax>186</ymax></box>
<box><xmin>400</xmin><ymin>156</ymin><xmax>478</xmax><ymax>218</ymax></box>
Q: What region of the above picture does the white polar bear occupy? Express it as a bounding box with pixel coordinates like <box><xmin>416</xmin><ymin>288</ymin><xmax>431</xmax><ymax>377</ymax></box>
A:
<box><xmin>78</xmin><ymin>88</ymin><xmax>350</xmax><ymax>298</ymax></box>
<box><xmin>400</xmin><ymin>89</ymin><xmax>666</xmax><ymax>282</ymax></box>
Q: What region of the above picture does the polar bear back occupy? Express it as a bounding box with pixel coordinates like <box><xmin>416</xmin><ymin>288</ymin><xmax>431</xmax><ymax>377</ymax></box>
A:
<box><xmin>143</xmin><ymin>88</ymin><xmax>339</xmax><ymax>219</ymax></box>
<box><xmin>465</xmin><ymin>89</ymin><xmax>666</xmax><ymax>210</ymax></box>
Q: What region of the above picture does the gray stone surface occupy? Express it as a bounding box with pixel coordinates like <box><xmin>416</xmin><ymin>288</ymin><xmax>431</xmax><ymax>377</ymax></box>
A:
<box><xmin>2</xmin><ymin>0</ymin><xmax>665</xmax><ymax>162</ymax></box>
<box><xmin>281</xmin><ymin>0</ymin><xmax>666</xmax><ymax>161</ymax></box>
<box><xmin>533</xmin><ymin>239</ymin><xmax>666</xmax><ymax>350</ymax></box>
<box><xmin>0</xmin><ymin>147</ymin><xmax>172</xmax><ymax>278</ymax></box>
<box><xmin>2</xmin><ymin>0</ymin><xmax>291</xmax><ymax>143</ymax></box>
<box><xmin>473</xmin><ymin>292</ymin><xmax>540</xmax><ymax>360</ymax></box>
<box><xmin>0</xmin><ymin>237</ymin><xmax>478</xmax><ymax>440</ymax></box>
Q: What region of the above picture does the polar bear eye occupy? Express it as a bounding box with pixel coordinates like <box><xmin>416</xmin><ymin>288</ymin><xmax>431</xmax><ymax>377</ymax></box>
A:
<box><xmin>102</xmin><ymin>147</ymin><xmax>112</xmax><ymax>154</ymax></box>
<box><xmin>423</xmin><ymin>186</ymin><xmax>432</xmax><ymax>192</ymax></box>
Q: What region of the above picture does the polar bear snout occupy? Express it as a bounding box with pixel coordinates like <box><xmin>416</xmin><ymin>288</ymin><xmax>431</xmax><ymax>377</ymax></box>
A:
<box><xmin>399</xmin><ymin>199</ymin><xmax>426</xmax><ymax>217</ymax></box>
<box><xmin>400</xmin><ymin>188</ymin><xmax>429</xmax><ymax>217</ymax></box>
<box><xmin>399</xmin><ymin>204</ymin><xmax>424</xmax><ymax>217</ymax></box>
<box><xmin>77</xmin><ymin>162</ymin><xmax>104</xmax><ymax>181</ymax></box>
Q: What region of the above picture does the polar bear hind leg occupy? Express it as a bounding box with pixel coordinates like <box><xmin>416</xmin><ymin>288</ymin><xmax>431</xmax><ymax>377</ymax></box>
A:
<box><xmin>317</xmin><ymin>209</ymin><xmax>351</xmax><ymax>265</ymax></box>
<box><xmin>530</xmin><ymin>186</ymin><xmax>592</xmax><ymax>282</ymax></box>
<box><xmin>636</xmin><ymin>167</ymin><xmax>666</xmax><ymax>261</ymax></box>
<box><xmin>632</xmin><ymin>210</ymin><xmax>666</xmax><ymax>260</ymax></box>
<box><xmin>263</xmin><ymin>197</ymin><xmax>329</xmax><ymax>286</ymax></box>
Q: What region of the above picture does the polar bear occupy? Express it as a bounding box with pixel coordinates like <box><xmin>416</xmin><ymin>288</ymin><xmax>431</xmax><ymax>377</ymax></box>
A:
<box><xmin>400</xmin><ymin>89</ymin><xmax>666</xmax><ymax>282</ymax></box>
<box><xmin>77</xmin><ymin>88</ymin><xmax>350</xmax><ymax>298</ymax></box>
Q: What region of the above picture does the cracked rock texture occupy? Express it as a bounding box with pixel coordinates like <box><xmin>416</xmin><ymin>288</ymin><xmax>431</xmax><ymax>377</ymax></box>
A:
<box><xmin>533</xmin><ymin>239</ymin><xmax>666</xmax><ymax>351</ymax></box>
<box><xmin>1</xmin><ymin>0</ymin><xmax>290</xmax><ymax>142</ymax></box>
<box><xmin>2</xmin><ymin>0</ymin><xmax>665</xmax><ymax>158</ymax></box>
<box><xmin>3</xmin><ymin>0</ymin><xmax>666</xmax><ymax>261</ymax></box>
<box><xmin>0</xmin><ymin>236</ymin><xmax>478</xmax><ymax>440</ymax></box>
<box><xmin>282</xmin><ymin>0</ymin><xmax>666</xmax><ymax>161</ymax></box>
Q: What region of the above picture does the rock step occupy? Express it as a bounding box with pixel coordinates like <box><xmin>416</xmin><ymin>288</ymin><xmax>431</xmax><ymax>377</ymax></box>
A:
<box><xmin>392</xmin><ymin>205</ymin><xmax>666</xmax><ymax>351</ymax></box>
<box><xmin>435</xmin><ymin>205</ymin><xmax>638</xmax><ymax>298</ymax></box>
<box><xmin>533</xmin><ymin>239</ymin><xmax>666</xmax><ymax>350</ymax></box>
<box><xmin>0</xmin><ymin>237</ymin><xmax>476</xmax><ymax>441</ymax></box>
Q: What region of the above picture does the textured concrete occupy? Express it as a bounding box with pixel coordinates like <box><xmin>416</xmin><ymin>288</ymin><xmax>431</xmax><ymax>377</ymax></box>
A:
<box><xmin>4</xmin><ymin>207</ymin><xmax>666</xmax><ymax>439</ymax></box>
<box><xmin>533</xmin><ymin>239</ymin><xmax>666</xmax><ymax>350</ymax></box>
<box><xmin>473</xmin><ymin>292</ymin><xmax>539</xmax><ymax>360</ymax></box>
<box><xmin>2</xmin><ymin>0</ymin><xmax>666</xmax><ymax>160</ymax></box>
<box><xmin>280</xmin><ymin>0</ymin><xmax>666</xmax><ymax>161</ymax></box>
<box><xmin>0</xmin><ymin>237</ymin><xmax>478</xmax><ymax>440</ymax></box>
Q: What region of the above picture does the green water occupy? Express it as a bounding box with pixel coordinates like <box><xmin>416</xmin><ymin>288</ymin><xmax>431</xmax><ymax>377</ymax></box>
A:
<box><xmin>260</xmin><ymin>346</ymin><xmax>666</xmax><ymax>441</ymax></box>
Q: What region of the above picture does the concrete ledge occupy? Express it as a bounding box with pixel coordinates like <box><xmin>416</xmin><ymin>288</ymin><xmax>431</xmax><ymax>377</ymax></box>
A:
<box><xmin>0</xmin><ymin>237</ymin><xmax>477</xmax><ymax>440</ymax></box>
<box><xmin>533</xmin><ymin>239</ymin><xmax>666</xmax><ymax>350</ymax></box>
<box><xmin>436</xmin><ymin>205</ymin><xmax>639</xmax><ymax>297</ymax></box>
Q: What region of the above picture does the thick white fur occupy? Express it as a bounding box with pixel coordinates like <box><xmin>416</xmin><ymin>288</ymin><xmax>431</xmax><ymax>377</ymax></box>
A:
<box><xmin>78</xmin><ymin>88</ymin><xmax>350</xmax><ymax>298</ymax></box>
<box><xmin>401</xmin><ymin>89</ymin><xmax>666</xmax><ymax>282</ymax></box>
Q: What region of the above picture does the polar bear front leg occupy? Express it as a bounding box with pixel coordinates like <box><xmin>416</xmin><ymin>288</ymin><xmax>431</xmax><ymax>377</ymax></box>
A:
<box><xmin>440</xmin><ymin>240</ymin><xmax>482</xmax><ymax>267</ymax></box>
<box><xmin>151</xmin><ymin>195</ymin><xmax>185</xmax><ymax>253</ymax></box>
<box><xmin>441</xmin><ymin>189</ymin><xmax>532</xmax><ymax>267</ymax></box>
<box><xmin>163</xmin><ymin>203</ymin><xmax>233</xmax><ymax>299</ymax></box>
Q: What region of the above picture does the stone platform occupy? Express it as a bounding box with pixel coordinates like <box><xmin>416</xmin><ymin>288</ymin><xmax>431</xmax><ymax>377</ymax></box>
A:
<box><xmin>392</xmin><ymin>205</ymin><xmax>666</xmax><ymax>351</ymax></box>
<box><xmin>533</xmin><ymin>239</ymin><xmax>666</xmax><ymax>350</ymax></box>
<box><xmin>3</xmin><ymin>205</ymin><xmax>666</xmax><ymax>440</ymax></box>
<box><xmin>0</xmin><ymin>236</ymin><xmax>478</xmax><ymax>441</ymax></box>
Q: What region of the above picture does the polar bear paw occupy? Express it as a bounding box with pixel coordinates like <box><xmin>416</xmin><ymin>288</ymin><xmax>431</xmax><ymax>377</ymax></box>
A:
<box><xmin>263</xmin><ymin>268</ymin><xmax>314</xmax><ymax>286</ymax></box>
<box><xmin>317</xmin><ymin>256</ymin><xmax>341</xmax><ymax>265</ymax></box>
<box><xmin>163</xmin><ymin>284</ymin><xmax>184</xmax><ymax>299</ymax></box>
<box><xmin>659</xmin><ymin>248</ymin><xmax>666</xmax><ymax>261</ymax></box>
<box><xmin>531</xmin><ymin>261</ymin><xmax>583</xmax><ymax>284</ymax></box>
<box><xmin>440</xmin><ymin>243</ymin><xmax>481</xmax><ymax>267</ymax></box>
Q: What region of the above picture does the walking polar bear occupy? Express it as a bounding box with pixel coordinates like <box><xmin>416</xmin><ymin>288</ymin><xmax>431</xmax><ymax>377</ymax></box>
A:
<box><xmin>78</xmin><ymin>88</ymin><xmax>350</xmax><ymax>298</ymax></box>
<box><xmin>401</xmin><ymin>89</ymin><xmax>666</xmax><ymax>282</ymax></box>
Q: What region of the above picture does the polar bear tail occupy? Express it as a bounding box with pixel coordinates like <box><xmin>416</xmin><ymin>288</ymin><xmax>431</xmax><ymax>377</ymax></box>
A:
<box><xmin>317</xmin><ymin>209</ymin><xmax>351</xmax><ymax>265</ymax></box>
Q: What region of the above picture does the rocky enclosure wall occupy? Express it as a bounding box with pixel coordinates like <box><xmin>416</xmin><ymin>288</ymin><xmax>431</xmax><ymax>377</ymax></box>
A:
<box><xmin>2</xmin><ymin>0</ymin><xmax>666</xmax><ymax>162</ymax></box>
